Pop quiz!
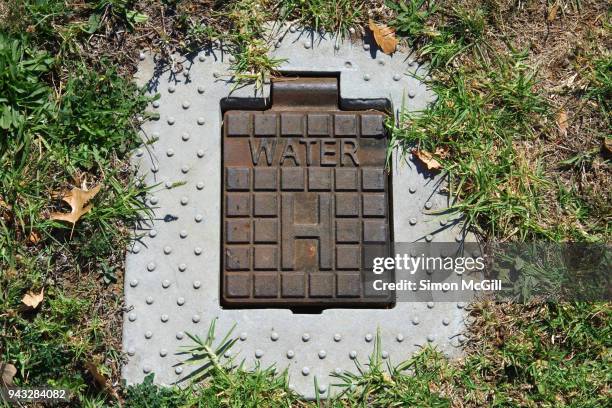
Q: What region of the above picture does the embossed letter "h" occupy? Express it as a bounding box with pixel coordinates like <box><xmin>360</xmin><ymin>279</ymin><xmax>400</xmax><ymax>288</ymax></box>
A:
<box><xmin>281</xmin><ymin>193</ymin><xmax>332</xmax><ymax>270</ymax></box>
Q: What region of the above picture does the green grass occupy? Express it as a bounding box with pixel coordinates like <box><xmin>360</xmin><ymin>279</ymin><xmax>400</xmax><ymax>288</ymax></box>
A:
<box><xmin>279</xmin><ymin>0</ymin><xmax>364</xmax><ymax>35</ymax></box>
<box><xmin>386</xmin><ymin>0</ymin><xmax>610</xmax><ymax>242</ymax></box>
<box><xmin>0</xmin><ymin>35</ymin><xmax>152</xmax><ymax>268</ymax></box>
<box><xmin>585</xmin><ymin>54</ymin><xmax>611</xmax><ymax>124</ymax></box>
<box><xmin>0</xmin><ymin>0</ymin><xmax>610</xmax><ymax>406</ymax></box>
<box><xmin>391</xmin><ymin>54</ymin><xmax>551</xmax><ymax>240</ymax></box>
<box><xmin>0</xmin><ymin>10</ymin><xmax>152</xmax><ymax>404</ymax></box>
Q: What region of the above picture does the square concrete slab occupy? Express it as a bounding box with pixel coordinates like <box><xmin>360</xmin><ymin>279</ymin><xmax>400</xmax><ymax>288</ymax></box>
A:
<box><xmin>125</xmin><ymin>26</ymin><xmax>473</xmax><ymax>399</ymax></box>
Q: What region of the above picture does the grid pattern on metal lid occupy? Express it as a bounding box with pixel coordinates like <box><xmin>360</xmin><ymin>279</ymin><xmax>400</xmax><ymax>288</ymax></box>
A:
<box><xmin>222</xmin><ymin>78</ymin><xmax>393</xmax><ymax>307</ymax></box>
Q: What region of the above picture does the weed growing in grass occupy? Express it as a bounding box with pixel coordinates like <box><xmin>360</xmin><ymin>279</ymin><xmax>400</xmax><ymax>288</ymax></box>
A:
<box><xmin>182</xmin><ymin>0</ymin><xmax>287</xmax><ymax>90</ymax></box>
<box><xmin>279</xmin><ymin>0</ymin><xmax>364</xmax><ymax>36</ymax></box>
<box><xmin>0</xmin><ymin>35</ymin><xmax>54</xmax><ymax>134</ymax></box>
<box><xmin>176</xmin><ymin>319</ymin><xmax>238</xmax><ymax>384</ymax></box>
<box><xmin>332</xmin><ymin>331</ymin><xmax>452</xmax><ymax>406</ymax></box>
<box><xmin>387</xmin><ymin>0</ymin><xmax>435</xmax><ymax>41</ymax></box>
<box><xmin>230</xmin><ymin>38</ymin><xmax>287</xmax><ymax>90</ymax></box>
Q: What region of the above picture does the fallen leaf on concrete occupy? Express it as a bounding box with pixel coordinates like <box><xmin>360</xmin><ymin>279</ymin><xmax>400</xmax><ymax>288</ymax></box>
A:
<box><xmin>1</xmin><ymin>362</ymin><xmax>17</xmax><ymax>386</ymax></box>
<box><xmin>369</xmin><ymin>19</ymin><xmax>398</xmax><ymax>54</ymax></box>
<box><xmin>21</xmin><ymin>288</ymin><xmax>44</xmax><ymax>309</ymax></box>
<box><xmin>49</xmin><ymin>184</ymin><xmax>101</xmax><ymax>225</ymax></box>
<box><xmin>413</xmin><ymin>147</ymin><xmax>448</xmax><ymax>171</ymax></box>
<box><xmin>556</xmin><ymin>109</ymin><xmax>568</xmax><ymax>137</ymax></box>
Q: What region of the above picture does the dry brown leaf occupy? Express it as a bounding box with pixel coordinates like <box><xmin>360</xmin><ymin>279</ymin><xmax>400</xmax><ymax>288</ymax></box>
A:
<box><xmin>50</xmin><ymin>184</ymin><xmax>101</xmax><ymax>225</ymax></box>
<box><xmin>548</xmin><ymin>2</ymin><xmax>559</xmax><ymax>22</ymax></box>
<box><xmin>436</xmin><ymin>146</ymin><xmax>449</xmax><ymax>159</ymax></box>
<box><xmin>603</xmin><ymin>138</ymin><xmax>612</xmax><ymax>156</ymax></box>
<box><xmin>0</xmin><ymin>196</ymin><xmax>10</xmax><ymax>210</ymax></box>
<box><xmin>21</xmin><ymin>288</ymin><xmax>44</xmax><ymax>309</ymax></box>
<box><xmin>5</xmin><ymin>268</ymin><xmax>17</xmax><ymax>280</ymax></box>
<box><xmin>0</xmin><ymin>196</ymin><xmax>12</xmax><ymax>221</ymax></box>
<box><xmin>413</xmin><ymin>147</ymin><xmax>448</xmax><ymax>171</ymax></box>
<box><xmin>369</xmin><ymin>19</ymin><xmax>398</xmax><ymax>54</ymax></box>
<box><xmin>556</xmin><ymin>109</ymin><xmax>568</xmax><ymax>137</ymax></box>
<box><xmin>85</xmin><ymin>362</ymin><xmax>119</xmax><ymax>400</ymax></box>
<box><xmin>1</xmin><ymin>362</ymin><xmax>17</xmax><ymax>386</ymax></box>
<box><xmin>28</xmin><ymin>230</ymin><xmax>41</xmax><ymax>244</ymax></box>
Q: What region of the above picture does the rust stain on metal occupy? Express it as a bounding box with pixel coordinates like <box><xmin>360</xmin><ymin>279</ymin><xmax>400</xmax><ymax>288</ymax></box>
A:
<box><xmin>222</xmin><ymin>77</ymin><xmax>393</xmax><ymax>308</ymax></box>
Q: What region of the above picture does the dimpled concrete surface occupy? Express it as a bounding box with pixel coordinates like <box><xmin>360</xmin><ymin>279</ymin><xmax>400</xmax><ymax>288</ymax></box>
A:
<box><xmin>124</xmin><ymin>26</ymin><xmax>471</xmax><ymax>398</ymax></box>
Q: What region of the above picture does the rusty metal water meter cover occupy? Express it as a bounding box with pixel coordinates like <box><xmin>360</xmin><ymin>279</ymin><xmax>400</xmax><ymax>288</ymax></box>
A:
<box><xmin>222</xmin><ymin>77</ymin><xmax>393</xmax><ymax>307</ymax></box>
